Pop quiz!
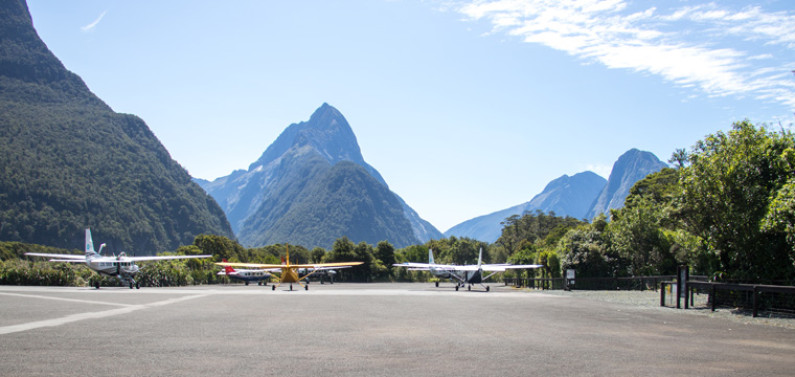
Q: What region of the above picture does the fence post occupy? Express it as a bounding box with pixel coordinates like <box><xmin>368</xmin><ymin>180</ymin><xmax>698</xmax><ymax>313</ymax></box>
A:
<box><xmin>711</xmin><ymin>284</ymin><xmax>716</xmax><ymax>312</ymax></box>
<box><xmin>677</xmin><ymin>265</ymin><xmax>689</xmax><ymax>309</ymax></box>
<box><xmin>753</xmin><ymin>286</ymin><xmax>759</xmax><ymax>318</ymax></box>
<box><xmin>660</xmin><ymin>282</ymin><xmax>666</xmax><ymax>307</ymax></box>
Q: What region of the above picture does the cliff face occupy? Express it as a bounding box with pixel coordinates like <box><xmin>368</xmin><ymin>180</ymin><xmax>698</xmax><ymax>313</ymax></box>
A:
<box><xmin>0</xmin><ymin>0</ymin><xmax>234</xmax><ymax>253</ymax></box>
<box><xmin>445</xmin><ymin>172</ymin><xmax>607</xmax><ymax>242</ymax></box>
<box><xmin>445</xmin><ymin>149</ymin><xmax>668</xmax><ymax>242</ymax></box>
<box><xmin>586</xmin><ymin>149</ymin><xmax>668</xmax><ymax>220</ymax></box>
<box><xmin>198</xmin><ymin>103</ymin><xmax>441</xmax><ymax>249</ymax></box>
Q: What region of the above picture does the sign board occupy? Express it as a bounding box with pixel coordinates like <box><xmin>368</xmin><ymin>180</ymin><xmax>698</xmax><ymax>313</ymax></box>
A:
<box><xmin>566</xmin><ymin>269</ymin><xmax>575</xmax><ymax>285</ymax></box>
<box><xmin>678</xmin><ymin>266</ymin><xmax>688</xmax><ymax>298</ymax></box>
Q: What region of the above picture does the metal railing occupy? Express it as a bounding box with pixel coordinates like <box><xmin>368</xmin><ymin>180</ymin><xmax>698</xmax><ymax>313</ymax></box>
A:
<box><xmin>660</xmin><ymin>281</ymin><xmax>795</xmax><ymax>318</ymax></box>
<box><xmin>504</xmin><ymin>275</ymin><xmax>689</xmax><ymax>291</ymax></box>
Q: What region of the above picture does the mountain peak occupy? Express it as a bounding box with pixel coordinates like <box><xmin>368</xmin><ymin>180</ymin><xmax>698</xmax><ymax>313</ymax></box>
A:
<box><xmin>312</xmin><ymin>102</ymin><xmax>339</xmax><ymax>118</ymax></box>
<box><xmin>586</xmin><ymin>149</ymin><xmax>668</xmax><ymax>219</ymax></box>
<box><xmin>199</xmin><ymin>103</ymin><xmax>441</xmax><ymax>247</ymax></box>
<box><xmin>250</xmin><ymin>103</ymin><xmax>362</xmax><ymax>170</ymax></box>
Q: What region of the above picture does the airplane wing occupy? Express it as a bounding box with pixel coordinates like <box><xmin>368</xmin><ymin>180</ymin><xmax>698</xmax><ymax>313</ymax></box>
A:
<box><xmin>25</xmin><ymin>252</ymin><xmax>85</xmax><ymax>261</ymax></box>
<box><xmin>502</xmin><ymin>264</ymin><xmax>543</xmax><ymax>269</ymax></box>
<box><xmin>216</xmin><ymin>262</ymin><xmax>285</xmax><ymax>269</ymax></box>
<box><xmin>480</xmin><ymin>264</ymin><xmax>543</xmax><ymax>272</ymax></box>
<box><xmin>292</xmin><ymin>262</ymin><xmax>364</xmax><ymax>268</ymax></box>
<box><xmin>394</xmin><ymin>262</ymin><xmax>541</xmax><ymax>272</ymax></box>
<box><xmin>310</xmin><ymin>265</ymin><xmax>356</xmax><ymax>272</ymax></box>
<box><xmin>216</xmin><ymin>261</ymin><xmax>363</xmax><ymax>269</ymax></box>
<box><xmin>47</xmin><ymin>259</ymin><xmax>87</xmax><ymax>263</ymax></box>
<box><xmin>392</xmin><ymin>262</ymin><xmax>431</xmax><ymax>268</ymax></box>
<box><xmin>393</xmin><ymin>262</ymin><xmax>461</xmax><ymax>271</ymax></box>
<box><xmin>125</xmin><ymin>254</ymin><xmax>213</xmax><ymax>262</ymax></box>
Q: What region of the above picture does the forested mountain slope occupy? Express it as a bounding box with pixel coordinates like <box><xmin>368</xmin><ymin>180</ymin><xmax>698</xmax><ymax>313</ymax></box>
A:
<box><xmin>0</xmin><ymin>0</ymin><xmax>234</xmax><ymax>253</ymax></box>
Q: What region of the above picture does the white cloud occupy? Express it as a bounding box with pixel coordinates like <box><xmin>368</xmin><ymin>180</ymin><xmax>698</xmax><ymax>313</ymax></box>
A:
<box><xmin>455</xmin><ymin>0</ymin><xmax>795</xmax><ymax>110</ymax></box>
<box><xmin>81</xmin><ymin>11</ymin><xmax>107</xmax><ymax>33</ymax></box>
<box><xmin>581</xmin><ymin>163</ymin><xmax>612</xmax><ymax>179</ymax></box>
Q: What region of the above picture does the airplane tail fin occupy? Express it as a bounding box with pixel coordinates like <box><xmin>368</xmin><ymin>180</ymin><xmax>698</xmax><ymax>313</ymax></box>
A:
<box><xmin>222</xmin><ymin>259</ymin><xmax>236</xmax><ymax>274</ymax></box>
<box><xmin>428</xmin><ymin>249</ymin><xmax>435</xmax><ymax>264</ymax></box>
<box><xmin>85</xmin><ymin>229</ymin><xmax>98</xmax><ymax>258</ymax></box>
<box><xmin>477</xmin><ymin>248</ymin><xmax>483</xmax><ymax>269</ymax></box>
<box><xmin>284</xmin><ymin>244</ymin><xmax>290</xmax><ymax>266</ymax></box>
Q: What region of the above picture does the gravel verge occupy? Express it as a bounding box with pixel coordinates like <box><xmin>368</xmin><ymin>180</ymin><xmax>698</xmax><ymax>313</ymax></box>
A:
<box><xmin>532</xmin><ymin>288</ymin><xmax>795</xmax><ymax>330</ymax></box>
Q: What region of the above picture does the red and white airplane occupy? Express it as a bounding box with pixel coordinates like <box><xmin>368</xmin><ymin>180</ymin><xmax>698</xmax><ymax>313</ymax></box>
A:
<box><xmin>217</xmin><ymin>260</ymin><xmax>272</xmax><ymax>286</ymax></box>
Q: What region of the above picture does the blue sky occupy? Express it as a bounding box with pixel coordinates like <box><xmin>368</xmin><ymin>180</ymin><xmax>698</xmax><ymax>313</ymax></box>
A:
<box><xmin>27</xmin><ymin>0</ymin><xmax>794</xmax><ymax>232</ymax></box>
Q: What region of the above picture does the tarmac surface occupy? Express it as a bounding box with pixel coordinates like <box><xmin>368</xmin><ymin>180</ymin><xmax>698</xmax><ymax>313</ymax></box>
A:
<box><xmin>1</xmin><ymin>283</ymin><xmax>793</xmax><ymax>376</ymax></box>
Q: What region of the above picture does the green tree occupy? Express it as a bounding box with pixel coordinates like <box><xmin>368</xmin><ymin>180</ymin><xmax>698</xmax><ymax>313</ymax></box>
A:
<box><xmin>497</xmin><ymin>210</ymin><xmax>586</xmax><ymax>255</ymax></box>
<box><xmin>607</xmin><ymin>201</ymin><xmax>676</xmax><ymax>276</ymax></box>
<box><xmin>559</xmin><ymin>221</ymin><xmax>622</xmax><ymax>278</ymax></box>
<box><xmin>508</xmin><ymin>244</ymin><xmax>537</xmax><ymax>279</ymax></box>
<box><xmin>193</xmin><ymin>234</ymin><xmax>245</xmax><ymax>262</ymax></box>
<box><xmin>374</xmin><ymin>241</ymin><xmax>396</xmax><ymax>270</ymax></box>
<box><xmin>310</xmin><ymin>247</ymin><xmax>326</xmax><ymax>263</ymax></box>
<box><xmin>679</xmin><ymin>121</ymin><xmax>795</xmax><ymax>283</ymax></box>
<box><xmin>668</xmin><ymin>148</ymin><xmax>689</xmax><ymax>169</ymax></box>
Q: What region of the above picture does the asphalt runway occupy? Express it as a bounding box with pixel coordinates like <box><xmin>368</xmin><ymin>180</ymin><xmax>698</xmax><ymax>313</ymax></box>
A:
<box><xmin>1</xmin><ymin>283</ymin><xmax>793</xmax><ymax>377</ymax></box>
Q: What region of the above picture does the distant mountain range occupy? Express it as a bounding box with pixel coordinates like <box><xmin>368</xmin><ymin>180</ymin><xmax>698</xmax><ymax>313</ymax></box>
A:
<box><xmin>0</xmin><ymin>0</ymin><xmax>234</xmax><ymax>253</ymax></box>
<box><xmin>197</xmin><ymin>103</ymin><xmax>442</xmax><ymax>249</ymax></box>
<box><xmin>445</xmin><ymin>149</ymin><xmax>668</xmax><ymax>242</ymax></box>
<box><xmin>3</xmin><ymin>0</ymin><xmax>670</xmax><ymax>252</ymax></box>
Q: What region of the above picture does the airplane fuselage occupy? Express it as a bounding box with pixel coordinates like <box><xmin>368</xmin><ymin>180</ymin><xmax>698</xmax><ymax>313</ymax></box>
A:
<box><xmin>464</xmin><ymin>270</ymin><xmax>483</xmax><ymax>284</ymax></box>
<box><xmin>228</xmin><ymin>270</ymin><xmax>270</xmax><ymax>282</ymax></box>
<box><xmin>88</xmin><ymin>259</ymin><xmax>140</xmax><ymax>279</ymax></box>
<box><xmin>84</xmin><ymin>255</ymin><xmax>142</xmax><ymax>288</ymax></box>
<box><xmin>429</xmin><ymin>267</ymin><xmax>454</xmax><ymax>280</ymax></box>
<box><xmin>280</xmin><ymin>267</ymin><xmax>301</xmax><ymax>283</ymax></box>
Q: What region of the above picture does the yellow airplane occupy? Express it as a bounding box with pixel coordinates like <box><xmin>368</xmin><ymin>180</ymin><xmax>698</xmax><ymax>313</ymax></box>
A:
<box><xmin>215</xmin><ymin>245</ymin><xmax>362</xmax><ymax>291</ymax></box>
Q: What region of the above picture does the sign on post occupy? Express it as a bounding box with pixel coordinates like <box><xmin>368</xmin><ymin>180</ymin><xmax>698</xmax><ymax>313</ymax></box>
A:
<box><xmin>566</xmin><ymin>269</ymin><xmax>575</xmax><ymax>290</ymax></box>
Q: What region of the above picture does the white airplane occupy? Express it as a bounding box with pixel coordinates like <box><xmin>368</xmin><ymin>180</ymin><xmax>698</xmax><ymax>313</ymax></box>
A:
<box><xmin>393</xmin><ymin>248</ymin><xmax>542</xmax><ymax>291</ymax></box>
<box><xmin>26</xmin><ymin>229</ymin><xmax>212</xmax><ymax>289</ymax></box>
<box><xmin>218</xmin><ymin>261</ymin><xmax>272</xmax><ymax>286</ymax></box>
